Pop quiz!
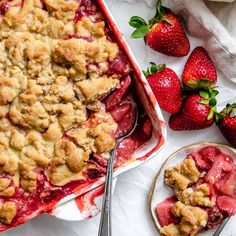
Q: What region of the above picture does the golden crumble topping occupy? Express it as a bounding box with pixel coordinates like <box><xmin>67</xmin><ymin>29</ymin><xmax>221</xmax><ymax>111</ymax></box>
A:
<box><xmin>161</xmin><ymin>202</ymin><xmax>208</xmax><ymax>236</ymax></box>
<box><xmin>76</xmin><ymin>76</ymin><xmax>119</xmax><ymax>102</ymax></box>
<box><xmin>0</xmin><ymin>0</ymin><xmax>130</xmax><ymax>225</ymax></box>
<box><xmin>165</xmin><ymin>159</ymin><xmax>201</xmax><ymax>191</ymax></box>
<box><xmin>176</xmin><ymin>184</ymin><xmax>215</xmax><ymax>207</ymax></box>
<box><xmin>160</xmin><ymin>158</ymin><xmax>216</xmax><ymax>236</ymax></box>
<box><xmin>0</xmin><ymin>178</ymin><xmax>15</xmax><ymax>197</ymax></box>
<box><xmin>0</xmin><ymin>202</ymin><xmax>17</xmax><ymax>225</ymax></box>
<box><xmin>160</xmin><ymin>224</ymin><xmax>185</xmax><ymax>236</ymax></box>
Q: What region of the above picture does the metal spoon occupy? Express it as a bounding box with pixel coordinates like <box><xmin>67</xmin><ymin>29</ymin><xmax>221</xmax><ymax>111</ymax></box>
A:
<box><xmin>213</xmin><ymin>217</ymin><xmax>231</xmax><ymax>236</ymax></box>
<box><xmin>98</xmin><ymin>105</ymin><xmax>138</xmax><ymax>236</ymax></box>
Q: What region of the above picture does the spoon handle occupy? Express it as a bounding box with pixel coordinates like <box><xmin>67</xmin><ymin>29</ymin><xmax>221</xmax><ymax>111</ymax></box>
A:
<box><xmin>98</xmin><ymin>149</ymin><xmax>116</xmax><ymax>236</ymax></box>
<box><xmin>213</xmin><ymin>217</ymin><xmax>230</xmax><ymax>236</ymax></box>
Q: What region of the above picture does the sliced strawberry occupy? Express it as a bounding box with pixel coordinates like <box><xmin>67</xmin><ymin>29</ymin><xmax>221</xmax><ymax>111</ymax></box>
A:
<box><xmin>114</xmin><ymin>101</ymin><xmax>136</xmax><ymax>138</ymax></box>
<box><xmin>109</xmin><ymin>103</ymin><xmax>131</xmax><ymax>123</ymax></box>
<box><xmin>156</xmin><ymin>196</ymin><xmax>179</xmax><ymax>227</ymax></box>
<box><xmin>208</xmin><ymin>182</ymin><xmax>219</xmax><ymax>203</ymax></box>
<box><xmin>115</xmin><ymin>138</ymin><xmax>136</xmax><ymax>167</ymax></box>
<box><xmin>0</xmin><ymin>3</ymin><xmax>8</xmax><ymax>16</ymax></box>
<box><xmin>108</xmin><ymin>52</ymin><xmax>130</xmax><ymax>77</ymax></box>
<box><xmin>206</xmin><ymin>206</ymin><xmax>224</xmax><ymax>229</ymax></box>
<box><xmin>199</xmin><ymin>146</ymin><xmax>221</xmax><ymax>163</ymax></box>
<box><xmin>105</xmin><ymin>76</ymin><xmax>131</xmax><ymax>111</ymax></box>
<box><xmin>190</xmin><ymin>152</ymin><xmax>211</xmax><ymax>170</ymax></box>
<box><xmin>64</xmin><ymin>34</ymin><xmax>93</xmax><ymax>42</ymax></box>
<box><xmin>191</xmin><ymin>147</ymin><xmax>224</xmax><ymax>171</ymax></box>
<box><xmin>86</xmin><ymin>168</ymin><xmax>104</xmax><ymax>181</ymax></box>
<box><xmin>205</xmin><ymin>154</ymin><xmax>234</xmax><ymax>184</ymax></box>
<box><xmin>91</xmin><ymin>154</ymin><xmax>108</xmax><ymax>167</ymax></box>
<box><xmin>216</xmin><ymin>168</ymin><xmax>236</xmax><ymax>198</ymax></box>
<box><xmin>217</xmin><ymin>196</ymin><xmax>236</xmax><ymax>216</ymax></box>
<box><xmin>127</xmin><ymin>116</ymin><xmax>152</xmax><ymax>149</ymax></box>
<box><xmin>73</xmin><ymin>0</ymin><xmax>96</xmax><ymax>23</ymax></box>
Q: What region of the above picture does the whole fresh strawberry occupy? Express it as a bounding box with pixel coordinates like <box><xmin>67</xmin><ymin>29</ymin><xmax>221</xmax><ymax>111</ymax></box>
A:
<box><xmin>144</xmin><ymin>62</ymin><xmax>182</xmax><ymax>114</ymax></box>
<box><xmin>218</xmin><ymin>104</ymin><xmax>236</xmax><ymax>148</ymax></box>
<box><xmin>129</xmin><ymin>0</ymin><xmax>190</xmax><ymax>57</ymax></box>
<box><xmin>182</xmin><ymin>47</ymin><xmax>217</xmax><ymax>90</ymax></box>
<box><xmin>169</xmin><ymin>89</ymin><xmax>219</xmax><ymax>131</ymax></box>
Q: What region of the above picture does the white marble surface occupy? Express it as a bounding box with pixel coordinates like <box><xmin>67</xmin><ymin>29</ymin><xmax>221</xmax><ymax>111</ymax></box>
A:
<box><xmin>3</xmin><ymin>1</ymin><xmax>236</xmax><ymax>235</ymax></box>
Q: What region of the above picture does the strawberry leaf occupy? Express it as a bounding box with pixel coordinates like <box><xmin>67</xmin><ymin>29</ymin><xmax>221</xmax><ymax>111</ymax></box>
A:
<box><xmin>129</xmin><ymin>16</ymin><xmax>147</xmax><ymax>28</ymax></box>
<box><xmin>155</xmin><ymin>0</ymin><xmax>170</xmax><ymax>16</ymax></box>
<box><xmin>143</xmin><ymin>64</ymin><xmax>152</xmax><ymax>77</ymax></box>
<box><xmin>131</xmin><ymin>25</ymin><xmax>149</xmax><ymax>38</ymax></box>
<box><xmin>197</xmin><ymin>78</ymin><xmax>212</xmax><ymax>90</ymax></box>
<box><xmin>143</xmin><ymin>69</ymin><xmax>150</xmax><ymax>77</ymax></box>
<box><xmin>150</xmin><ymin>62</ymin><xmax>158</xmax><ymax>74</ymax></box>
<box><xmin>187</xmin><ymin>80</ymin><xmax>198</xmax><ymax>88</ymax></box>
<box><xmin>226</xmin><ymin>104</ymin><xmax>233</xmax><ymax>114</ymax></box>
<box><xmin>226</xmin><ymin>103</ymin><xmax>236</xmax><ymax>114</ymax></box>
<box><xmin>207</xmin><ymin>109</ymin><xmax>214</xmax><ymax>120</ymax></box>
<box><xmin>161</xmin><ymin>16</ymin><xmax>172</xmax><ymax>25</ymax></box>
<box><xmin>209</xmin><ymin>97</ymin><xmax>217</xmax><ymax>107</ymax></box>
<box><xmin>209</xmin><ymin>88</ymin><xmax>219</xmax><ymax>98</ymax></box>
<box><xmin>199</xmin><ymin>91</ymin><xmax>210</xmax><ymax>99</ymax></box>
<box><xmin>157</xmin><ymin>63</ymin><xmax>166</xmax><ymax>72</ymax></box>
<box><xmin>215</xmin><ymin>112</ymin><xmax>226</xmax><ymax>123</ymax></box>
<box><xmin>156</xmin><ymin>0</ymin><xmax>162</xmax><ymax>15</ymax></box>
<box><xmin>144</xmin><ymin>62</ymin><xmax>166</xmax><ymax>76</ymax></box>
<box><xmin>182</xmin><ymin>83</ymin><xmax>195</xmax><ymax>92</ymax></box>
<box><xmin>199</xmin><ymin>100</ymin><xmax>209</xmax><ymax>105</ymax></box>
<box><xmin>230</xmin><ymin>108</ymin><xmax>236</xmax><ymax>118</ymax></box>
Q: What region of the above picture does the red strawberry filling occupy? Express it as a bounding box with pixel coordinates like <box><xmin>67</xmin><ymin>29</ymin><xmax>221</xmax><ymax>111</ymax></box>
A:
<box><xmin>74</xmin><ymin>0</ymin><xmax>96</xmax><ymax>23</ymax></box>
<box><xmin>64</xmin><ymin>34</ymin><xmax>94</xmax><ymax>42</ymax></box>
<box><xmin>104</xmin><ymin>76</ymin><xmax>137</xmax><ymax>138</ymax></box>
<box><xmin>108</xmin><ymin>52</ymin><xmax>130</xmax><ymax>77</ymax></box>
<box><xmin>215</xmin><ymin>168</ymin><xmax>236</xmax><ymax>198</ymax></box>
<box><xmin>0</xmin><ymin>77</ymin><xmax>152</xmax><ymax>231</ymax></box>
<box><xmin>156</xmin><ymin>196</ymin><xmax>179</xmax><ymax>226</ymax></box>
<box><xmin>217</xmin><ymin>196</ymin><xmax>236</xmax><ymax>216</ymax></box>
<box><xmin>103</xmin><ymin>76</ymin><xmax>152</xmax><ymax>167</ymax></box>
<box><xmin>0</xmin><ymin>3</ymin><xmax>8</xmax><ymax>16</ymax></box>
<box><xmin>206</xmin><ymin>206</ymin><xmax>224</xmax><ymax>228</ymax></box>
<box><xmin>199</xmin><ymin>146</ymin><xmax>221</xmax><ymax>163</ymax></box>
<box><xmin>190</xmin><ymin>152</ymin><xmax>212</xmax><ymax>170</ymax></box>
<box><xmin>105</xmin><ymin>76</ymin><xmax>131</xmax><ymax>111</ymax></box>
<box><xmin>205</xmin><ymin>153</ymin><xmax>234</xmax><ymax>184</ymax></box>
<box><xmin>156</xmin><ymin>146</ymin><xmax>236</xmax><ymax>233</ymax></box>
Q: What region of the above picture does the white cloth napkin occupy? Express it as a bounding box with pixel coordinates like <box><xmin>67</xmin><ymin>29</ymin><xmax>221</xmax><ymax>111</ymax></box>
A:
<box><xmin>124</xmin><ymin>0</ymin><xmax>236</xmax><ymax>83</ymax></box>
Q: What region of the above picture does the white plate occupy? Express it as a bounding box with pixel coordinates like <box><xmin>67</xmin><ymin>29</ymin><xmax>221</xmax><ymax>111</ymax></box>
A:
<box><xmin>149</xmin><ymin>142</ymin><xmax>236</xmax><ymax>236</ymax></box>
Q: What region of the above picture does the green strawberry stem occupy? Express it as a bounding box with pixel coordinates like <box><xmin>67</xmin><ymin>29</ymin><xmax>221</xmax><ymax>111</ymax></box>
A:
<box><xmin>143</xmin><ymin>62</ymin><xmax>166</xmax><ymax>77</ymax></box>
<box><xmin>155</xmin><ymin>0</ymin><xmax>170</xmax><ymax>20</ymax></box>
<box><xmin>129</xmin><ymin>0</ymin><xmax>171</xmax><ymax>39</ymax></box>
<box><xmin>215</xmin><ymin>103</ymin><xmax>236</xmax><ymax>123</ymax></box>
<box><xmin>186</xmin><ymin>78</ymin><xmax>214</xmax><ymax>90</ymax></box>
<box><xmin>199</xmin><ymin>88</ymin><xmax>219</xmax><ymax>120</ymax></box>
<box><xmin>215</xmin><ymin>112</ymin><xmax>226</xmax><ymax>123</ymax></box>
<box><xmin>225</xmin><ymin>103</ymin><xmax>236</xmax><ymax>117</ymax></box>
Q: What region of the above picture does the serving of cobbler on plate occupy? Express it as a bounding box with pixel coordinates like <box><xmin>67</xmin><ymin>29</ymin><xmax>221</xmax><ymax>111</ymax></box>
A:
<box><xmin>150</xmin><ymin>143</ymin><xmax>236</xmax><ymax>236</ymax></box>
<box><xmin>0</xmin><ymin>0</ymin><xmax>165</xmax><ymax>231</ymax></box>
